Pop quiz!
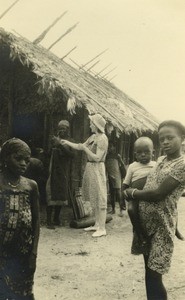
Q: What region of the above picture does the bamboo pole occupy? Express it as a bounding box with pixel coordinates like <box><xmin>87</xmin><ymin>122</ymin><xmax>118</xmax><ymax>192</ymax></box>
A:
<box><xmin>61</xmin><ymin>46</ymin><xmax>77</xmax><ymax>60</ymax></box>
<box><xmin>86</xmin><ymin>60</ymin><xmax>100</xmax><ymax>71</ymax></box>
<box><xmin>69</xmin><ymin>58</ymin><xmax>81</xmax><ymax>68</ymax></box>
<box><xmin>33</xmin><ymin>11</ymin><xmax>68</xmax><ymax>44</ymax></box>
<box><xmin>12</xmin><ymin>29</ymin><xmax>24</xmax><ymax>38</ymax></box>
<box><xmin>108</xmin><ymin>74</ymin><xmax>117</xmax><ymax>81</ymax></box>
<box><xmin>103</xmin><ymin>66</ymin><xmax>117</xmax><ymax>78</ymax></box>
<box><xmin>48</xmin><ymin>22</ymin><xmax>79</xmax><ymax>51</ymax></box>
<box><xmin>0</xmin><ymin>0</ymin><xmax>20</xmax><ymax>21</ymax></box>
<box><xmin>79</xmin><ymin>49</ymin><xmax>108</xmax><ymax>70</ymax></box>
<box><xmin>94</xmin><ymin>63</ymin><xmax>112</xmax><ymax>77</ymax></box>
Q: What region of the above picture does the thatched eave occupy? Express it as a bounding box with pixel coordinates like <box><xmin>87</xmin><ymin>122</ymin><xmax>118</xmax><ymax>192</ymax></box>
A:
<box><xmin>0</xmin><ymin>27</ymin><xmax>159</xmax><ymax>134</ymax></box>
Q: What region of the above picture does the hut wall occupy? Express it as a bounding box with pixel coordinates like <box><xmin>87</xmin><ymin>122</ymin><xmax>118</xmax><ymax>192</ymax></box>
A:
<box><xmin>71</xmin><ymin>108</ymin><xmax>90</xmax><ymax>192</ymax></box>
<box><xmin>0</xmin><ymin>115</ymin><xmax>8</xmax><ymax>145</ymax></box>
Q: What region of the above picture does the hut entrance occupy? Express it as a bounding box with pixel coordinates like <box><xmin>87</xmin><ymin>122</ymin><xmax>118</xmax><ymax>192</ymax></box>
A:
<box><xmin>12</xmin><ymin>113</ymin><xmax>44</xmax><ymax>148</ymax></box>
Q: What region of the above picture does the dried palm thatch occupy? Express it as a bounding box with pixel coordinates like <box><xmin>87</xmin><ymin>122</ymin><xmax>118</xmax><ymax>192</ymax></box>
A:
<box><xmin>0</xmin><ymin>28</ymin><xmax>159</xmax><ymax>134</ymax></box>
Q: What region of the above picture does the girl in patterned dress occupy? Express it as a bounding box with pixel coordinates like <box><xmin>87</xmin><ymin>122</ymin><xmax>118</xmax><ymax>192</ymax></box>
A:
<box><xmin>53</xmin><ymin>114</ymin><xmax>108</xmax><ymax>237</ymax></box>
<box><xmin>0</xmin><ymin>138</ymin><xmax>40</xmax><ymax>300</ymax></box>
<box><xmin>124</xmin><ymin>120</ymin><xmax>185</xmax><ymax>300</ymax></box>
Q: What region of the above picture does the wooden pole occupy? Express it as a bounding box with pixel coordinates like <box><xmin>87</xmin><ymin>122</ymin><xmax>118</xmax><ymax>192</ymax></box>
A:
<box><xmin>12</xmin><ymin>29</ymin><xmax>24</xmax><ymax>38</ymax></box>
<box><xmin>69</xmin><ymin>58</ymin><xmax>81</xmax><ymax>68</ymax></box>
<box><xmin>86</xmin><ymin>60</ymin><xmax>100</xmax><ymax>71</ymax></box>
<box><xmin>48</xmin><ymin>22</ymin><xmax>79</xmax><ymax>51</ymax></box>
<box><xmin>61</xmin><ymin>46</ymin><xmax>77</xmax><ymax>60</ymax></box>
<box><xmin>33</xmin><ymin>11</ymin><xmax>68</xmax><ymax>44</ymax></box>
<box><xmin>109</xmin><ymin>74</ymin><xmax>117</xmax><ymax>81</ymax></box>
<box><xmin>103</xmin><ymin>66</ymin><xmax>117</xmax><ymax>78</ymax></box>
<box><xmin>0</xmin><ymin>0</ymin><xmax>20</xmax><ymax>21</ymax></box>
<box><xmin>79</xmin><ymin>48</ymin><xmax>108</xmax><ymax>70</ymax></box>
<box><xmin>94</xmin><ymin>63</ymin><xmax>112</xmax><ymax>77</ymax></box>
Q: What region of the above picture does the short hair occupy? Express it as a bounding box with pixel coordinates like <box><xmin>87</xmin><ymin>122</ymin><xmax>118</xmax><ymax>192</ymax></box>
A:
<box><xmin>158</xmin><ymin>120</ymin><xmax>185</xmax><ymax>136</ymax></box>
<box><xmin>134</xmin><ymin>137</ymin><xmax>154</xmax><ymax>150</ymax></box>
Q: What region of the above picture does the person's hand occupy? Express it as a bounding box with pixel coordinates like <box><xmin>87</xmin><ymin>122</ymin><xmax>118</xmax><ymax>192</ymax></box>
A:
<box><xmin>123</xmin><ymin>188</ymin><xmax>136</xmax><ymax>201</ymax></box>
<box><xmin>51</xmin><ymin>136</ymin><xmax>60</xmax><ymax>146</ymax></box>
<box><xmin>60</xmin><ymin>139</ymin><xmax>68</xmax><ymax>146</ymax></box>
<box><xmin>29</xmin><ymin>253</ymin><xmax>37</xmax><ymax>272</ymax></box>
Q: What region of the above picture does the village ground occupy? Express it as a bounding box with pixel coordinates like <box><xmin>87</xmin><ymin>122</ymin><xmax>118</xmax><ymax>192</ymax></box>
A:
<box><xmin>34</xmin><ymin>198</ymin><xmax>185</xmax><ymax>300</ymax></box>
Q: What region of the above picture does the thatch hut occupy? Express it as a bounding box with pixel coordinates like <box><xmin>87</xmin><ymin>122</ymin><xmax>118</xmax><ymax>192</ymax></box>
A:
<box><xmin>0</xmin><ymin>27</ymin><xmax>159</xmax><ymax>190</ymax></box>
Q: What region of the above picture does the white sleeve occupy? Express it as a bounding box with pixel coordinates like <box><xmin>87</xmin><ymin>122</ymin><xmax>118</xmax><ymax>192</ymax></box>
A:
<box><xmin>123</xmin><ymin>164</ymin><xmax>133</xmax><ymax>186</ymax></box>
<box><xmin>83</xmin><ymin>134</ymin><xmax>94</xmax><ymax>147</ymax></box>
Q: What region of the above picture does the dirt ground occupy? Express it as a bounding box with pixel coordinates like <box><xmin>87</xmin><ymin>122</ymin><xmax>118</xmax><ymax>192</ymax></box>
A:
<box><xmin>34</xmin><ymin>198</ymin><xmax>185</xmax><ymax>300</ymax></box>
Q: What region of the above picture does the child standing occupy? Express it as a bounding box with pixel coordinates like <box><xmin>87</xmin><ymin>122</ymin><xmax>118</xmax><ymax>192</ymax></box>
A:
<box><xmin>0</xmin><ymin>138</ymin><xmax>40</xmax><ymax>300</ymax></box>
<box><xmin>124</xmin><ymin>121</ymin><xmax>185</xmax><ymax>300</ymax></box>
<box><xmin>123</xmin><ymin>137</ymin><xmax>156</xmax><ymax>247</ymax></box>
<box><xmin>106</xmin><ymin>141</ymin><xmax>126</xmax><ymax>216</ymax></box>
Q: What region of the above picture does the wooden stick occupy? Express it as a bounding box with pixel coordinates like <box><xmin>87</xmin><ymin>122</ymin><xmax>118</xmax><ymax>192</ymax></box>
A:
<box><xmin>103</xmin><ymin>66</ymin><xmax>117</xmax><ymax>78</ymax></box>
<box><xmin>12</xmin><ymin>29</ymin><xmax>24</xmax><ymax>38</ymax></box>
<box><xmin>79</xmin><ymin>49</ymin><xmax>108</xmax><ymax>70</ymax></box>
<box><xmin>94</xmin><ymin>63</ymin><xmax>112</xmax><ymax>77</ymax></box>
<box><xmin>69</xmin><ymin>58</ymin><xmax>82</xmax><ymax>68</ymax></box>
<box><xmin>0</xmin><ymin>0</ymin><xmax>20</xmax><ymax>20</ymax></box>
<box><xmin>61</xmin><ymin>46</ymin><xmax>77</xmax><ymax>60</ymax></box>
<box><xmin>33</xmin><ymin>11</ymin><xmax>68</xmax><ymax>44</ymax></box>
<box><xmin>86</xmin><ymin>60</ymin><xmax>100</xmax><ymax>71</ymax></box>
<box><xmin>109</xmin><ymin>74</ymin><xmax>117</xmax><ymax>81</ymax></box>
<box><xmin>48</xmin><ymin>22</ymin><xmax>79</xmax><ymax>51</ymax></box>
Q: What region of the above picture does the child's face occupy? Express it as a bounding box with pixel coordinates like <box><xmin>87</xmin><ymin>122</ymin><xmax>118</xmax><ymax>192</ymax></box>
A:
<box><xmin>6</xmin><ymin>150</ymin><xmax>31</xmax><ymax>176</ymax></box>
<box><xmin>159</xmin><ymin>126</ymin><xmax>183</xmax><ymax>157</ymax></box>
<box><xmin>135</xmin><ymin>144</ymin><xmax>153</xmax><ymax>164</ymax></box>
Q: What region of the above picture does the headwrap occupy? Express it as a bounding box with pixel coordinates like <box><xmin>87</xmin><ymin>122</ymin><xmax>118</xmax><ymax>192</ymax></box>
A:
<box><xmin>1</xmin><ymin>138</ymin><xmax>31</xmax><ymax>163</ymax></box>
<box><xmin>58</xmin><ymin>120</ymin><xmax>70</xmax><ymax>128</ymax></box>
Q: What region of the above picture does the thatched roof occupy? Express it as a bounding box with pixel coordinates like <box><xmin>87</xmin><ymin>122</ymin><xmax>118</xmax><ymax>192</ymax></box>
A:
<box><xmin>0</xmin><ymin>27</ymin><xmax>159</xmax><ymax>134</ymax></box>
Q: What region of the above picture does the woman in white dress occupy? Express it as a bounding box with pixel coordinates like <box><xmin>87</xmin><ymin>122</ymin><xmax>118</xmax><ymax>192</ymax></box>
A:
<box><xmin>53</xmin><ymin>114</ymin><xmax>108</xmax><ymax>237</ymax></box>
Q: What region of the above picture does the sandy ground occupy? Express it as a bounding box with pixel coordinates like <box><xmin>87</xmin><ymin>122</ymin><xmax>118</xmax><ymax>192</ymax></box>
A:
<box><xmin>34</xmin><ymin>198</ymin><xmax>185</xmax><ymax>300</ymax></box>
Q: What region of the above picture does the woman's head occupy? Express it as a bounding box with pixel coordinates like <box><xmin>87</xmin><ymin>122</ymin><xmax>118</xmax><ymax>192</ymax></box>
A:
<box><xmin>158</xmin><ymin>120</ymin><xmax>185</xmax><ymax>158</ymax></box>
<box><xmin>89</xmin><ymin>114</ymin><xmax>106</xmax><ymax>133</ymax></box>
<box><xmin>57</xmin><ymin>120</ymin><xmax>70</xmax><ymax>138</ymax></box>
<box><xmin>1</xmin><ymin>138</ymin><xmax>31</xmax><ymax>175</ymax></box>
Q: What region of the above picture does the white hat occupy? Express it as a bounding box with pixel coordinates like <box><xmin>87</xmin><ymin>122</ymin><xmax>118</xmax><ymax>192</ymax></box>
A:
<box><xmin>89</xmin><ymin>114</ymin><xmax>106</xmax><ymax>133</ymax></box>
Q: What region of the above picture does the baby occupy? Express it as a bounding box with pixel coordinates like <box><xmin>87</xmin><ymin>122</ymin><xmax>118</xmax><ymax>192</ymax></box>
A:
<box><xmin>123</xmin><ymin>136</ymin><xmax>183</xmax><ymax>247</ymax></box>
<box><xmin>123</xmin><ymin>137</ymin><xmax>156</xmax><ymax>247</ymax></box>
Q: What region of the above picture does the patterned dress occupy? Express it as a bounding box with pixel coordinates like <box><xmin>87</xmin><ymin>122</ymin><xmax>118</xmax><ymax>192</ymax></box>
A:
<box><xmin>0</xmin><ymin>176</ymin><xmax>36</xmax><ymax>299</ymax></box>
<box><xmin>82</xmin><ymin>133</ymin><xmax>108</xmax><ymax>211</ymax></box>
<box><xmin>46</xmin><ymin>140</ymin><xmax>74</xmax><ymax>206</ymax></box>
<box><xmin>133</xmin><ymin>155</ymin><xmax>185</xmax><ymax>274</ymax></box>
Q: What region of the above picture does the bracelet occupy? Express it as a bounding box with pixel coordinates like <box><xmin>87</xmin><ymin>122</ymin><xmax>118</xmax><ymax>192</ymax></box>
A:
<box><xmin>131</xmin><ymin>188</ymin><xmax>138</xmax><ymax>199</ymax></box>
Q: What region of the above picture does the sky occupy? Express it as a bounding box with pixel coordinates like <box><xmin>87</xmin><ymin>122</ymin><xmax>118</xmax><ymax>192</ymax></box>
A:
<box><xmin>1</xmin><ymin>0</ymin><xmax>185</xmax><ymax>124</ymax></box>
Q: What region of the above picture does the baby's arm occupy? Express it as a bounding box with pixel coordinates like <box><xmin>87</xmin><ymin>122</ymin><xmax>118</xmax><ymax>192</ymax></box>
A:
<box><xmin>122</xmin><ymin>164</ymin><xmax>133</xmax><ymax>188</ymax></box>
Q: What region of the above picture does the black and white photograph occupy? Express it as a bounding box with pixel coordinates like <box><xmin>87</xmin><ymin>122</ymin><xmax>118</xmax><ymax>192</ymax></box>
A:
<box><xmin>0</xmin><ymin>1</ymin><xmax>185</xmax><ymax>299</ymax></box>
